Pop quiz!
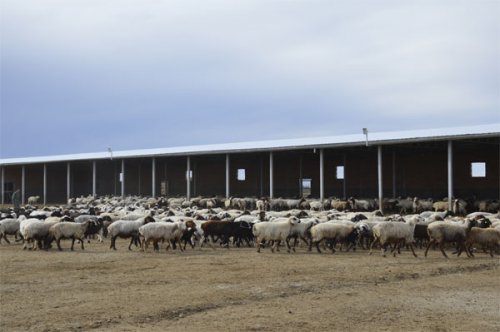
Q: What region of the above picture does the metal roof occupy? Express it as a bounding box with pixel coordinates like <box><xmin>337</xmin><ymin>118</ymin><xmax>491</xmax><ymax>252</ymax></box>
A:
<box><xmin>1</xmin><ymin>123</ymin><xmax>499</xmax><ymax>166</ymax></box>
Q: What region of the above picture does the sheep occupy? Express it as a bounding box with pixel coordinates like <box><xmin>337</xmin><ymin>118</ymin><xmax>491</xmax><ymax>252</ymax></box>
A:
<box><xmin>369</xmin><ymin>219</ymin><xmax>418</xmax><ymax>257</ymax></box>
<box><xmin>452</xmin><ymin>199</ymin><xmax>468</xmax><ymax>216</ymax></box>
<box><xmin>460</xmin><ymin>227</ymin><xmax>500</xmax><ymax>258</ymax></box>
<box><xmin>0</xmin><ymin>218</ymin><xmax>22</xmax><ymax>244</ymax></box>
<box><xmin>331</xmin><ymin>199</ymin><xmax>351</xmax><ymax>211</ymax></box>
<box><xmin>138</xmin><ymin>221</ymin><xmax>181</xmax><ymax>252</ymax></box>
<box><xmin>22</xmin><ymin>218</ymin><xmax>61</xmax><ymax>250</ymax></box>
<box><xmin>49</xmin><ymin>221</ymin><xmax>91</xmax><ymax>251</ymax></box>
<box><xmin>309</xmin><ymin>222</ymin><xmax>357</xmax><ymax>253</ymax></box>
<box><xmin>252</xmin><ymin>217</ymin><xmax>300</xmax><ymax>253</ymax></box>
<box><xmin>27</xmin><ymin>196</ymin><xmax>41</xmax><ymax>205</ymax></box>
<box><xmin>107</xmin><ymin>216</ymin><xmax>155</xmax><ymax>250</ymax></box>
<box><xmin>432</xmin><ymin>200</ymin><xmax>449</xmax><ymax>212</ymax></box>
<box><xmin>287</xmin><ymin>218</ymin><xmax>318</xmax><ymax>250</ymax></box>
<box><xmin>396</xmin><ymin>197</ymin><xmax>413</xmax><ymax>214</ymax></box>
<box><xmin>412</xmin><ymin>197</ymin><xmax>433</xmax><ymax>213</ymax></box>
<box><xmin>424</xmin><ymin>219</ymin><xmax>473</xmax><ymax>258</ymax></box>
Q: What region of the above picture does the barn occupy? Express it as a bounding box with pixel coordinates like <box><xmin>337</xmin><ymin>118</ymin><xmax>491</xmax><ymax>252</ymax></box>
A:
<box><xmin>1</xmin><ymin>124</ymin><xmax>499</xmax><ymax>211</ymax></box>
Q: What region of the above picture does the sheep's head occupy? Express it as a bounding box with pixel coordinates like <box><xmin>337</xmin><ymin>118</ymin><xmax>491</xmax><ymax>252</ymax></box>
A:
<box><xmin>144</xmin><ymin>216</ymin><xmax>155</xmax><ymax>224</ymax></box>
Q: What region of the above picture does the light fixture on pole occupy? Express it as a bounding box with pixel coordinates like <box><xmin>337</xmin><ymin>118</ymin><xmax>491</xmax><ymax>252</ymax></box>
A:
<box><xmin>107</xmin><ymin>147</ymin><xmax>113</xmax><ymax>160</ymax></box>
<box><xmin>362</xmin><ymin>128</ymin><xmax>369</xmax><ymax>147</ymax></box>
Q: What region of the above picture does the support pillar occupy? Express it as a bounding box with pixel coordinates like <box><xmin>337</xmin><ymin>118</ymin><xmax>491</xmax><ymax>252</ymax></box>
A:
<box><xmin>392</xmin><ymin>151</ymin><xmax>396</xmax><ymax>198</ymax></box>
<box><xmin>225</xmin><ymin>154</ymin><xmax>230</xmax><ymax>198</ymax></box>
<box><xmin>186</xmin><ymin>156</ymin><xmax>191</xmax><ymax>200</ymax></box>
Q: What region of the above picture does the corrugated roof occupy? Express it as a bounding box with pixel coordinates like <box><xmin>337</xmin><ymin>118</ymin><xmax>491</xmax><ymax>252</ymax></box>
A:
<box><xmin>1</xmin><ymin>123</ymin><xmax>499</xmax><ymax>166</ymax></box>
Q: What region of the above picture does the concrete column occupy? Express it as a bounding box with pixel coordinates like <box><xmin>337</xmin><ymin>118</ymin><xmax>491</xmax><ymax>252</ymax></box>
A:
<box><xmin>1</xmin><ymin>167</ymin><xmax>4</xmax><ymax>205</ymax></box>
<box><xmin>225</xmin><ymin>154</ymin><xmax>230</xmax><ymax>198</ymax></box>
<box><xmin>448</xmin><ymin>140</ymin><xmax>453</xmax><ymax>211</ymax></box>
<box><xmin>319</xmin><ymin>149</ymin><xmax>324</xmax><ymax>200</ymax></box>
<box><xmin>43</xmin><ymin>164</ymin><xmax>47</xmax><ymax>205</ymax></box>
<box><xmin>67</xmin><ymin>163</ymin><xmax>71</xmax><ymax>202</ymax></box>
<box><xmin>186</xmin><ymin>156</ymin><xmax>191</xmax><ymax>200</ymax></box>
<box><xmin>269</xmin><ymin>152</ymin><xmax>274</xmax><ymax>198</ymax></box>
<box><xmin>121</xmin><ymin>159</ymin><xmax>125</xmax><ymax>197</ymax></box>
<box><xmin>21</xmin><ymin>166</ymin><xmax>25</xmax><ymax>205</ymax></box>
<box><xmin>152</xmin><ymin>158</ymin><xmax>156</xmax><ymax>197</ymax></box>
<box><xmin>378</xmin><ymin>146</ymin><xmax>383</xmax><ymax>213</ymax></box>
<box><xmin>92</xmin><ymin>161</ymin><xmax>96</xmax><ymax>197</ymax></box>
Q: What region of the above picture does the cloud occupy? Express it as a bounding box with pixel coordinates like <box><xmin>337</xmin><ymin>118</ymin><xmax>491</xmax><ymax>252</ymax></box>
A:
<box><xmin>1</xmin><ymin>0</ymin><xmax>499</xmax><ymax>158</ymax></box>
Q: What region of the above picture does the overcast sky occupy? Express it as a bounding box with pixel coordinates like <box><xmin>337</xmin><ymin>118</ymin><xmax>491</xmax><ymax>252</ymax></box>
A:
<box><xmin>1</xmin><ymin>0</ymin><xmax>499</xmax><ymax>158</ymax></box>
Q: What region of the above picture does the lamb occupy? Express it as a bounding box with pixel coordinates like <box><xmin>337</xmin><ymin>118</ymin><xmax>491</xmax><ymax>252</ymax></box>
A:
<box><xmin>460</xmin><ymin>227</ymin><xmax>500</xmax><ymax>258</ymax></box>
<box><xmin>49</xmin><ymin>221</ymin><xmax>91</xmax><ymax>251</ymax></box>
<box><xmin>27</xmin><ymin>196</ymin><xmax>40</xmax><ymax>205</ymax></box>
<box><xmin>252</xmin><ymin>217</ymin><xmax>300</xmax><ymax>253</ymax></box>
<box><xmin>369</xmin><ymin>219</ymin><xmax>418</xmax><ymax>257</ymax></box>
<box><xmin>107</xmin><ymin>216</ymin><xmax>155</xmax><ymax>250</ymax></box>
<box><xmin>424</xmin><ymin>219</ymin><xmax>473</xmax><ymax>258</ymax></box>
<box><xmin>309</xmin><ymin>221</ymin><xmax>357</xmax><ymax>254</ymax></box>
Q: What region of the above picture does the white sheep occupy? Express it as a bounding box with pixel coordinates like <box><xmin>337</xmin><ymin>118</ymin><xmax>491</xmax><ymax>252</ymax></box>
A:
<box><xmin>309</xmin><ymin>222</ymin><xmax>357</xmax><ymax>253</ymax></box>
<box><xmin>424</xmin><ymin>219</ymin><xmax>473</xmax><ymax>258</ymax></box>
<box><xmin>369</xmin><ymin>219</ymin><xmax>418</xmax><ymax>257</ymax></box>
<box><xmin>461</xmin><ymin>227</ymin><xmax>500</xmax><ymax>258</ymax></box>
<box><xmin>0</xmin><ymin>218</ymin><xmax>21</xmax><ymax>244</ymax></box>
<box><xmin>107</xmin><ymin>216</ymin><xmax>155</xmax><ymax>250</ymax></box>
<box><xmin>22</xmin><ymin>218</ymin><xmax>61</xmax><ymax>250</ymax></box>
<box><xmin>27</xmin><ymin>196</ymin><xmax>40</xmax><ymax>205</ymax></box>
<box><xmin>49</xmin><ymin>221</ymin><xmax>90</xmax><ymax>251</ymax></box>
<box><xmin>252</xmin><ymin>217</ymin><xmax>300</xmax><ymax>253</ymax></box>
<box><xmin>139</xmin><ymin>221</ymin><xmax>181</xmax><ymax>252</ymax></box>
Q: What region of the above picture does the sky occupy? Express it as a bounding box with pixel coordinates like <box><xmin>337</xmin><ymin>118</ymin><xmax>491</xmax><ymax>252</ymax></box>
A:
<box><xmin>1</xmin><ymin>0</ymin><xmax>499</xmax><ymax>159</ymax></box>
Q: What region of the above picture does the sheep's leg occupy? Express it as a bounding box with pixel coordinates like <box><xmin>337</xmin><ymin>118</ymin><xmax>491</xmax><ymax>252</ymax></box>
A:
<box><xmin>1</xmin><ymin>234</ymin><xmax>11</xmax><ymax>244</ymax></box>
<box><xmin>315</xmin><ymin>241</ymin><xmax>322</xmax><ymax>254</ymax></box>
<box><xmin>209</xmin><ymin>235</ymin><xmax>216</xmax><ymax>250</ymax></box>
<box><xmin>110</xmin><ymin>236</ymin><xmax>117</xmax><ymax>250</ymax></box>
<box><xmin>409</xmin><ymin>243</ymin><xmax>417</xmax><ymax>258</ymax></box>
<box><xmin>56</xmin><ymin>238</ymin><xmax>63</xmax><ymax>251</ymax></box>
<box><xmin>424</xmin><ymin>239</ymin><xmax>435</xmax><ymax>257</ymax></box>
<box><xmin>369</xmin><ymin>238</ymin><xmax>379</xmax><ymax>255</ymax></box>
<box><xmin>381</xmin><ymin>244</ymin><xmax>387</xmax><ymax>257</ymax></box>
<box><xmin>439</xmin><ymin>242</ymin><xmax>449</xmax><ymax>259</ymax></box>
<box><xmin>79</xmin><ymin>237</ymin><xmax>85</xmax><ymax>250</ymax></box>
<box><xmin>70</xmin><ymin>238</ymin><xmax>76</xmax><ymax>251</ymax></box>
<box><xmin>285</xmin><ymin>238</ymin><xmax>292</xmax><ymax>253</ymax></box>
<box><xmin>256</xmin><ymin>237</ymin><xmax>262</xmax><ymax>253</ymax></box>
<box><xmin>128</xmin><ymin>237</ymin><xmax>135</xmax><ymax>251</ymax></box>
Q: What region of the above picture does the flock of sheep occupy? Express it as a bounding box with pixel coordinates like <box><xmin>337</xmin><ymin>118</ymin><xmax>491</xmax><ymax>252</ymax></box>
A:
<box><xmin>0</xmin><ymin>195</ymin><xmax>499</xmax><ymax>258</ymax></box>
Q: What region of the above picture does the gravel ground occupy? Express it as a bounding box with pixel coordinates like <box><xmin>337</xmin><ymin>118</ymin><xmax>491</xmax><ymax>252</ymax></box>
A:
<box><xmin>1</xmin><ymin>240</ymin><xmax>499</xmax><ymax>332</ymax></box>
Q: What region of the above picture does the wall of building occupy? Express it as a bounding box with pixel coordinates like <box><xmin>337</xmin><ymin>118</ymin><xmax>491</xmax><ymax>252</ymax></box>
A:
<box><xmin>1</xmin><ymin>136</ymin><xmax>498</xmax><ymax>205</ymax></box>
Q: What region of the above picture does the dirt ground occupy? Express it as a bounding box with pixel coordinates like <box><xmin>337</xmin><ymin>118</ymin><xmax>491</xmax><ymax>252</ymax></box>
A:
<box><xmin>0</xmin><ymin>239</ymin><xmax>499</xmax><ymax>332</ymax></box>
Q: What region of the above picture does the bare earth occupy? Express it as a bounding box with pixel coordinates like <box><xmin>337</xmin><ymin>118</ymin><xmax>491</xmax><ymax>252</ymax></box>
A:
<box><xmin>1</xmin><ymin>240</ymin><xmax>499</xmax><ymax>332</ymax></box>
